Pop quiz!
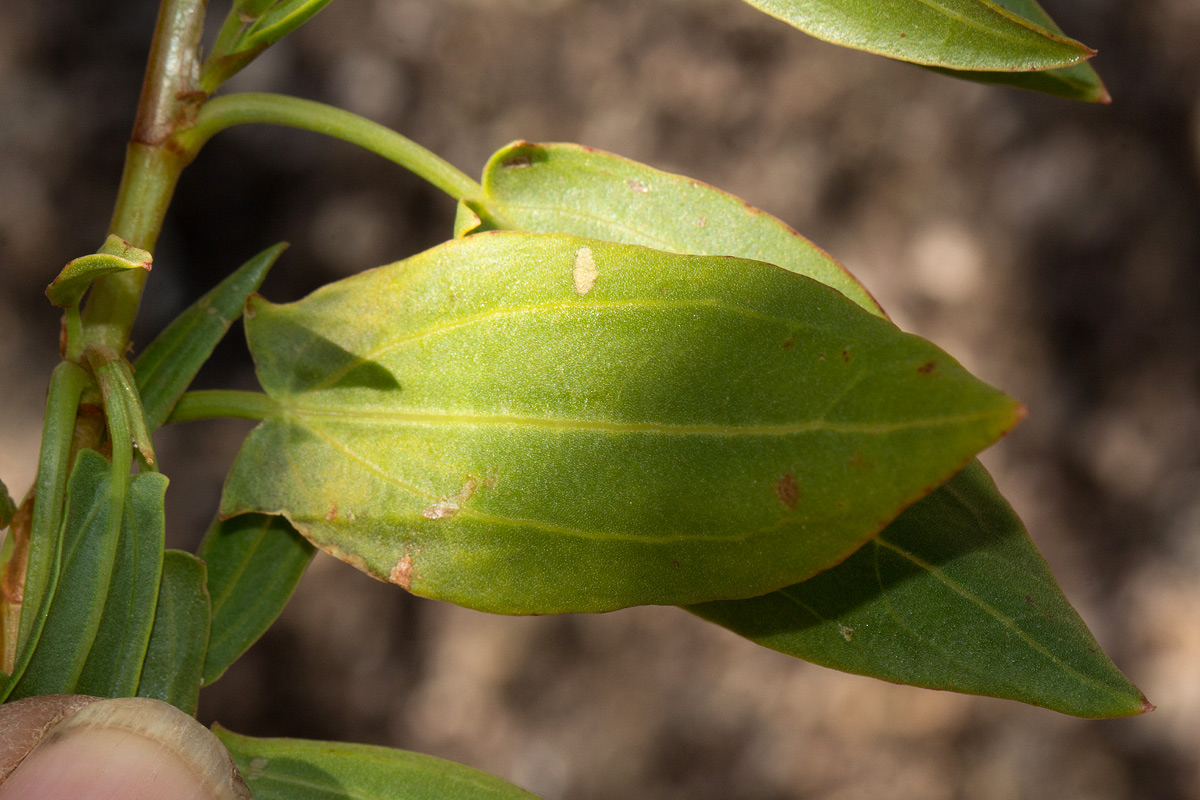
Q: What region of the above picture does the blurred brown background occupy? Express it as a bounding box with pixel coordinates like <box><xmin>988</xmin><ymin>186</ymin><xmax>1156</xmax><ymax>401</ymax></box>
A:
<box><xmin>2</xmin><ymin>0</ymin><xmax>1199</xmax><ymax>797</ymax></box>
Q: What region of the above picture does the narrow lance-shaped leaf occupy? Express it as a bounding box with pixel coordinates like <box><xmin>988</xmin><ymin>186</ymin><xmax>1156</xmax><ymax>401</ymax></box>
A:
<box><xmin>2</xmin><ymin>361</ymin><xmax>89</xmax><ymax>699</ymax></box>
<box><xmin>7</xmin><ymin>450</ymin><xmax>123</xmax><ymax>699</ymax></box>
<box><xmin>74</xmin><ymin>471</ymin><xmax>168</xmax><ymax>698</ymax></box>
<box><xmin>460</xmin><ymin>142</ymin><xmax>882</xmax><ymax>315</ymax></box>
<box><xmin>215</xmin><ymin>727</ymin><xmax>543</xmax><ymax>800</ymax></box>
<box><xmin>468</xmin><ymin>140</ymin><xmax>1146</xmax><ymax>714</ymax></box>
<box><xmin>924</xmin><ymin>0</ymin><xmax>1109</xmax><ymax>103</ymax></box>
<box><xmin>239</xmin><ymin>0</ymin><xmax>336</xmax><ymax>50</ymax></box>
<box><xmin>136</xmin><ymin>243</ymin><xmax>285</xmax><ymax>432</ymax></box>
<box><xmin>222</xmin><ymin>232</ymin><xmax>1021</xmax><ymax>614</ymax></box>
<box><xmin>690</xmin><ymin>463</ymin><xmax>1150</xmax><ymax>717</ymax></box>
<box><xmin>137</xmin><ymin>550</ymin><xmax>210</xmax><ymax>716</ymax></box>
<box><xmin>200</xmin><ymin>513</ymin><xmax>316</xmax><ymax>685</ymax></box>
<box><xmin>739</xmin><ymin>0</ymin><xmax>1093</xmax><ymax>71</ymax></box>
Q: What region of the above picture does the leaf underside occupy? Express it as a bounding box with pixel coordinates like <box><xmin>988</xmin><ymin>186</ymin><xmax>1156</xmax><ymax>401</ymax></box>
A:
<box><xmin>136</xmin><ymin>550</ymin><xmax>210</xmax><ymax>715</ymax></box>
<box><xmin>463</xmin><ymin>140</ymin><xmax>1145</xmax><ymax>714</ymax></box>
<box><xmin>223</xmin><ymin>231</ymin><xmax>1019</xmax><ymax>613</ymax></box>
<box><xmin>740</xmin><ymin>0</ymin><xmax>1092</xmax><ymax>71</ymax></box>
<box><xmin>690</xmin><ymin>462</ymin><xmax>1149</xmax><ymax>717</ymax></box>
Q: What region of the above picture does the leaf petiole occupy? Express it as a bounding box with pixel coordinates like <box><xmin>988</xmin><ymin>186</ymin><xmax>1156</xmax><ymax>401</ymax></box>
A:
<box><xmin>176</xmin><ymin>93</ymin><xmax>484</xmax><ymax>203</ymax></box>
<box><xmin>166</xmin><ymin>390</ymin><xmax>277</xmax><ymax>424</ymax></box>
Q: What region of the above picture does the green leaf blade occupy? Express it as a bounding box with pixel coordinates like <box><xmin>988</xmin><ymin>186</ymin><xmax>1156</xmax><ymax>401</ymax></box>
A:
<box><xmin>240</xmin><ymin>0</ymin><xmax>336</xmax><ymax>50</ymax></box>
<box><xmin>466</xmin><ymin>142</ymin><xmax>883</xmax><ymax>316</ymax></box>
<box><xmin>74</xmin><ymin>471</ymin><xmax>168</xmax><ymax>698</ymax></box>
<box><xmin>690</xmin><ymin>462</ymin><xmax>1149</xmax><ymax>718</ymax></box>
<box><xmin>925</xmin><ymin>0</ymin><xmax>1109</xmax><ymax>102</ymax></box>
<box><xmin>740</xmin><ymin>0</ymin><xmax>1093</xmax><ymax>71</ymax></box>
<box><xmin>137</xmin><ymin>549</ymin><xmax>211</xmax><ymax>715</ymax></box>
<box><xmin>223</xmin><ymin>232</ymin><xmax>1021</xmax><ymax>613</ymax></box>
<box><xmin>135</xmin><ymin>243</ymin><xmax>285</xmax><ymax>432</ymax></box>
<box><xmin>7</xmin><ymin>450</ymin><xmax>122</xmax><ymax>699</ymax></box>
<box><xmin>214</xmin><ymin>727</ymin><xmax>543</xmax><ymax>800</ymax></box>
<box><xmin>200</xmin><ymin>513</ymin><xmax>316</xmax><ymax>685</ymax></box>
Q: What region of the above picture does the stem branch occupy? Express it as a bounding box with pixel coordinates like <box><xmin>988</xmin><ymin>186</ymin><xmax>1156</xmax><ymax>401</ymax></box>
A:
<box><xmin>167</xmin><ymin>390</ymin><xmax>276</xmax><ymax>423</ymax></box>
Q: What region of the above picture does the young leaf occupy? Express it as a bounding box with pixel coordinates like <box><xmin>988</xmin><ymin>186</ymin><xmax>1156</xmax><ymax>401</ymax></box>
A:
<box><xmin>74</xmin><ymin>471</ymin><xmax>168</xmax><ymax>698</ymax></box>
<box><xmin>239</xmin><ymin>0</ymin><xmax>336</xmax><ymax>51</ymax></box>
<box><xmin>46</xmin><ymin>235</ymin><xmax>152</xmax><ymax>309</ymax></box>
<box><xmin>214</xmin><ymin>727</ymin><xmax>543</xmax><ymax>800</ymax></box>
<box><xmin>199</xmin><ymin>513</ymin><xmax>316</xmax><ymax>685</ymax></box>
<box><xmin>689</xmin><ymin>462</ymin><xmax>1150</xmax><ymax>718</ymax></box>
<box><xmin>221</xmin><ymin>232</ymin><xmax>1021</xmax><ymax>613</ymax></box>
<box><xmin>924</xmin><ymin>0</ymin><xmax>1109</xmax><ymax>102</ymax></box>
<box><xmin>3</xmin><ymin>361</ymin><xmax>89</xmax><ymax>699</ymax></box>
<box><xmin>739</xmin><ymin>0</ymin><xmax>1093</xmax><ymax>71</ymax></box>
<box><xmin>137</xmin><ymin>550</ymin><xmax>211</xmax><ymax>715</ymax></box>
<box><xmin>135</xmin><ymin>243</ymin><xmax>286</xmax><ymax>432</ymax></box>
<box><xmin>6</xmin><ymin>450</ymin><xmax>123</xmax><ymax>699</ymax></box>
<box><xmin>460</xmin><ymin>142</ymin><xmax>882</xmax><ymax>316</ymax></box>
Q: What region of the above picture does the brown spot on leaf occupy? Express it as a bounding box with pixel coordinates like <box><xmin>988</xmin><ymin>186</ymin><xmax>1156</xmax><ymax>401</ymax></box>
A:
<box><xmin>325</xmin><ymin>504</ymin><xmax>338</xmax><ymax>521</ymax></box>
<box><xmin>838</xmin><ymin>623</ymin><xmax>854</xmax><ymax>642</ymax></box>
<box><xmin>423</xmin><ymin>476</ymin><xmax>479</xmax><ymax>520</ymax></box>
<box><xmin>626</xmin><ymin>178</ymin><xmax>650</xmax><ymax>193</ymax></box>
<box><xmin>782</xmin><ymin>339</ymin><xmax>794</xmax><ymax>349</ymax></box>
<box><xmin>502</xmin><ymin>154</ymin><xmax>533</xmax><ymax>169</ymax></box>
<box><xmin>390</xmin><ymin>554</ymin><xmax>414</xmax><ymax>590</ymax></box>
<box><xmin>840</xmin><ymin>349</ymin><xmax>851</xmax><ymax>363</ymax></box>
<box><xmin>696</xmin><ymin>216</ymin><xmax>707</xmax><ymax>227</ymax></box>
<box><xmin>918</xmin><ymin>361</ymin><xmax>937</xmax><ymax>374</ymax></box>
<box><xmin>776</xmin><ymin>473</ymin><xmax>800</xmax><ymax>509</ymax></box>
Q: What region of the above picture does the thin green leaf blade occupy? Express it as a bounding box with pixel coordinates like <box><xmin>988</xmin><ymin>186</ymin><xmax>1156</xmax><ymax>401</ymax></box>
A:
<box><xmin>200</xmin><ymin>513</ymin><xmax>315</xmax><ymax>685</ymax></box>
<box><xmin>214</xmin><ymin>727</ymin><xmax>543</xmax><ymax>800</ymax></box>
<box><xmin>137</xmin><ymin>550</ymin><xmax>210</xmax><ymax>715</ymax></box>
<box><xmin>46</xmin><ymin>235</ymin><xmax>152</xmax><ymax>308</ymax></box>
<box><xmin>740</xmin><ymin>0</ymin><xmax>1093</xmax><ymax>71</ymax></box>
<box><xmin>7</xmin><ymin>450</ymin><xmax>122</xmax><ymax>699</ymax></box>
<box><xmin>925</xmin><ymin>0</ymin><xmax>1109</xmax><ymax>102</ymax></box>
<box><xmin>240</xmin><ymin>0</ymin><xmax>336</xmax><ymax>50</ymax></box>
<box><xmin>690</xmin><ymin>462</ymin><xmax>1150</xmax><ymax>718</ymax></box>
<box><xmin>222</xmin><ymin>232</ymin><xmax>1021</xmax><ymax>613</ymax></box>
<box><xmin>74</xmin><ymin>471</ymin><xmax>168</xmax><ymax>698</ymax></box>
<box><xmin>135</xmin><ymin>244</ymin><xmax>285</xmax><ymax>432</ymax></box>
<box><xmin>465</xmin><ymin>142</ymin><xmax>882</xmax><ymax>316</ymax></box>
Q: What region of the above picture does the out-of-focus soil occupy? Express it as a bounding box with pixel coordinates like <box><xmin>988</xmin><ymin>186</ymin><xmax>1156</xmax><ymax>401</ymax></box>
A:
<box><xmin>2</xmin><ymin>1</ymin><xmax>1199</xmax><ymax>797</ymax></box>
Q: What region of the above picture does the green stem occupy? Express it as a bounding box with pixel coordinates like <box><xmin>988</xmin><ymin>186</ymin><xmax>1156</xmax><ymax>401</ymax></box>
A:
<box><xmin>167</xmin><ymin>390</ymin><xmax>276</xmax><ymax>423</ymax></box>
<box><xmin>177</xmin><ymin>93</ymin><xmax>483</xmax><ymax>202</ymax></box>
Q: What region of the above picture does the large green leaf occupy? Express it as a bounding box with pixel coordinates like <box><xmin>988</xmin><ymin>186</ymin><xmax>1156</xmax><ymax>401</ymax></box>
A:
<box><xmin>199</xmin><ymin>513</ymin><xmax>316</xmax><ymax>685</ymax></box>
<box><xmin>136</xmin><ymin>243</ymin><xmax>285</xmax><ymax>432</ymax></box>
<box><xmin>690</xmin><ymin>462</ymin><xmax>1149</xmax><ymax>717</ymax></box>
<box><xmin>6</xmin><ymin>450</ymin><xmax>122</xmax><ymax>699</ymax></box>
<box><xmin>462</xmin><ymin>140</ymin><xmax>1144</xmax><ymax>712</ymax></box>
<box><xmin>459</xmin><ymin>142</ymin><xmax>882</xmax><ymax>316</ymax></box>
<box><xmin>74</xmin><ymin>471</ymin><xmax>168</xmax><ymax>698</ymax></box>
<box><xmin>740</xmin><ymin>0</ymin><xmax>1092</xmax><ymax>71</ymax></box>
<box><xmin>215</xmin><ymin>727</ymin><xmax>542</xmax><ymax>800</ymax></box>
<box><xmin>925</xmin><ymin>0</ymin><xmax>1109</xmax><ymax>102</ymax></box>
<box><xmin>222</xmin><ymin>232</ymin><xmax>1020</xmax><ymax>613</ymax></box>
<box><xmin>137</xmin><ymin>550</ymin><xmax>210</xmax><ymax>715</ymax></box>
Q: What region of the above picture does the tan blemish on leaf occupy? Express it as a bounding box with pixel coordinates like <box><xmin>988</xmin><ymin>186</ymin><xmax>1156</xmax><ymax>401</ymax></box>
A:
<box><xmin>838</xmin><ymin>623</ymin><xmax>854</xmax><ymax>642</ymax></box>
<box><xmin>696</xmin><ymin>216</ymin><xmax>707</xmax><ymax>227</ymax></box>
<box><xmin>324</xmin><ymin>504</ymin><xmax>338</xmax><ymax>521</ymax></box>
<box><xmin>917</xmin><ymin>360</ymin><xmax>937</xmax><ymax>374</ymax></box>
<box><xmin>573</xmin><ymin>247</ymin><xmax>598</xmax><ymax>296</ymax></box>
<box><xmin>390</xmin><ymin>554</ymin><xmax>414</xmax><ymax>589</ymax></box>
<box><xmin>776</xmin><ymin>473</ymin><xmax>799</xmax><ymax>509</ymax></box>
<box><xmin>626</xmin><ymin>178</ymin><xmax>649</xmax><ymax>193</ymax></box>
<box><xmin>422</xmin><ymin>476</ymin><xmax>479</xmax><ymax>520</ymax></box>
